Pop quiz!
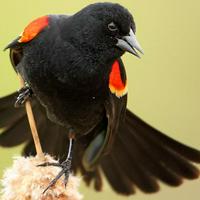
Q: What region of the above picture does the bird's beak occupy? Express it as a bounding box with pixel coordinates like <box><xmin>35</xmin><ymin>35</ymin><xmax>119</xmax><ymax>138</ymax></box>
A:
<box><xmin>116</xmin><ymin>29</ymin><xmax>144</xmax><ymax>58</ymax></box>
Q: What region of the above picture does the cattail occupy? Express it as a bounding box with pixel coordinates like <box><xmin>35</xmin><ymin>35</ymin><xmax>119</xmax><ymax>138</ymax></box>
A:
<box><xmin>1</xmin><ymin>154</ymin><xmax>83</xmax><ymax>200</ymax></box>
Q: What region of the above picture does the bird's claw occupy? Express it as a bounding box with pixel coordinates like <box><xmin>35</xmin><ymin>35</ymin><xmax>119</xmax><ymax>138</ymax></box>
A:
<box><xmin>37</xmin><ymin>158</ymin><xmax>72</xmax><ymax>193</ymax></box>
<box><xmin>15</xmin><ymin>86</ymin><xmax>33</xmax><ymax>107</ymax></box>
<box><xmin>37</xmin><ymin>162</ymin><xmax>61</xmax><ymax>167</ymax></box>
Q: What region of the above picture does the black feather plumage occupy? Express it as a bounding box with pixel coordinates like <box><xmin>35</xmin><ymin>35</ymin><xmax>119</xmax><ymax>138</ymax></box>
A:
<box><xmin>1</xmin><ymin>2</ymin><xmax>200</xmax><ymax>196</ymax></box>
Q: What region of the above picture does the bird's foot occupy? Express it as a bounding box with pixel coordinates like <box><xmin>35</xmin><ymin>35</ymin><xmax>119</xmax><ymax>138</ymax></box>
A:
<box><xmin>38</xmin><ymin>137</ymin><xmax>74</xmax><ymax>193</ymax></box>
<box><xmin>15</xmin><ymin>86</ymin><xmax>33</xmax><ymax>107</ymax></box>
<box><xmin>37</xmin><ymin>158</ymin><xmax>72</xmax><ymax>193</ymax></box>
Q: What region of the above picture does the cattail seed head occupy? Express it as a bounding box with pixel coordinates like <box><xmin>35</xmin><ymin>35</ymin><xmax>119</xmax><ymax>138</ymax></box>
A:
<box><xmin>1</xmin><ymin>155</ymin><xmax>83</xmax><ymax>200</ymax></box>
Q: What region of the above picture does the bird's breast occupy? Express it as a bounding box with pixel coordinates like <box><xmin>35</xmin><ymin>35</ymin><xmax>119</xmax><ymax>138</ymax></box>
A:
<box><xmin>21</xmin><ymin>44</ymin><xmax>109</xmax><ymax>134</ymax></box>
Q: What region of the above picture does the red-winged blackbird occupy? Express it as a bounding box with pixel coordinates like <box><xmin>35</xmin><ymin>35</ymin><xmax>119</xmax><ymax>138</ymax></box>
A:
<box><xmin>1</xmin><ymin>2</ymin><xmax>200</xmax><ymax>195</ymax></box>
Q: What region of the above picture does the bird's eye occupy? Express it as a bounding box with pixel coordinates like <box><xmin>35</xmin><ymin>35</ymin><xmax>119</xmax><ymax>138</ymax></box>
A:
<box><xmin>108</xmin><ymin>22</ymin><xmax>118</xmax><ymax>32</ymax></box>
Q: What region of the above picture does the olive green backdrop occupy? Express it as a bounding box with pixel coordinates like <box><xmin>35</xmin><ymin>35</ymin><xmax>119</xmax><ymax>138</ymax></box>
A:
<box><xmin>0</xmin><ymin>0</ymin><xmax>200</xmax><ymax>199</ymax></box>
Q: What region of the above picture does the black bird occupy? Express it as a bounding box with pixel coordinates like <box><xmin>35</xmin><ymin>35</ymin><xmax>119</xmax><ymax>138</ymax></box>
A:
<box><xmin>1</xmin><ymin>2</ymin><xmax>200</xmax><ymax>195</ymax></box>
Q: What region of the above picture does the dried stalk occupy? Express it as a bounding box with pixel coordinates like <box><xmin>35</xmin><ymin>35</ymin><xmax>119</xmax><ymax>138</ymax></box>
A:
<box><xmin>18</xmin><ymin>74</ymin><xmax>44</xmax><ymax>158</ymax></box>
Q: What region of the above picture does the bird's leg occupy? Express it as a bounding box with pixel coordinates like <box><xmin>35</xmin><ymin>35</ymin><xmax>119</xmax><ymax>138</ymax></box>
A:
<box><xmin>15</xmin><ymin>84</ymin><xmax>33</xmax><ymax>107</ymax></box>
<box><xmin>37</xmin><ymin>131</ymin><xmax>75</xmax><ymax>193</ymax></box>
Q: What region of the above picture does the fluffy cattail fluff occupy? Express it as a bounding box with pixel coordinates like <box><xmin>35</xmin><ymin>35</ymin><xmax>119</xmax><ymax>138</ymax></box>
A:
<box><xmin>1</xmin><ymin>154</ymin><xmax>83</xmax><ymax>200</ymax></box>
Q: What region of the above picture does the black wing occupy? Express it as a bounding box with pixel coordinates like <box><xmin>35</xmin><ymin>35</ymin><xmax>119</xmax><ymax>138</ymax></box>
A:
<box><xmin>100</xmin><ymin>109</ymin><xmax>200</xmax><ymax>194</ymax></box>
<box><xmin>1</xmin><ymin>91</ymin><xmax>200</xmax><ymax>195</ymax></box>
<box><xmin>99</xmin><ymin>60</ymin><xmax>200</xmax><ymax>194</ymax></box>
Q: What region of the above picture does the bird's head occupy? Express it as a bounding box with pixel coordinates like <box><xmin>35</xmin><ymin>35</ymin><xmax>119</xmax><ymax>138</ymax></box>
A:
<box><xmin>68</xmin><ymin>3</ymin><xmax>143</xmax><ymax>59</ymax></box>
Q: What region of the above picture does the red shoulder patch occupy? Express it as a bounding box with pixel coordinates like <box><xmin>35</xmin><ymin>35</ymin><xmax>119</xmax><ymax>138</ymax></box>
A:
<box><xmin>18</xmin><ymin>15</ymin><xmax>49</xmax><ymax>43</ymax></box>
<box><xmin>109</xmin><ymin>60</ymin><xmax>127</xmax><ymax>98</ymax></box>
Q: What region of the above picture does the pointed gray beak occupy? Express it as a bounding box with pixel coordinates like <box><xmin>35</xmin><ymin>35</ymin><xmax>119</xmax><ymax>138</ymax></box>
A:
<box><xmin>116</xmin><ymin>29</ymin><xmax>144</xmax><ymax>58</ymax></box>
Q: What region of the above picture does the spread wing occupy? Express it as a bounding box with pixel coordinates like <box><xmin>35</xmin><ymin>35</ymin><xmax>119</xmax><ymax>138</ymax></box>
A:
<box><xmin>1</xmin><ymin>50</ymin><xmax>200</xmax><ymax>196</ymax></box>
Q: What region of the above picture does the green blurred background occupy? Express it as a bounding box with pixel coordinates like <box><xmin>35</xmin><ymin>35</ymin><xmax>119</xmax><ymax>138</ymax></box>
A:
<box><xmin>0</xmin><ymin>0</ymin><xmax>200</xmax><ymax>199</ymax></box>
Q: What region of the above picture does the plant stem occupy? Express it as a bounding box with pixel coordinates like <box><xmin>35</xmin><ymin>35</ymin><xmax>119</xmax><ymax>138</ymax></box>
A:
<box><xmin>18</xmin><ymin>74</ymin><xmax>44</xmax><ymax>158</ymax></box>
